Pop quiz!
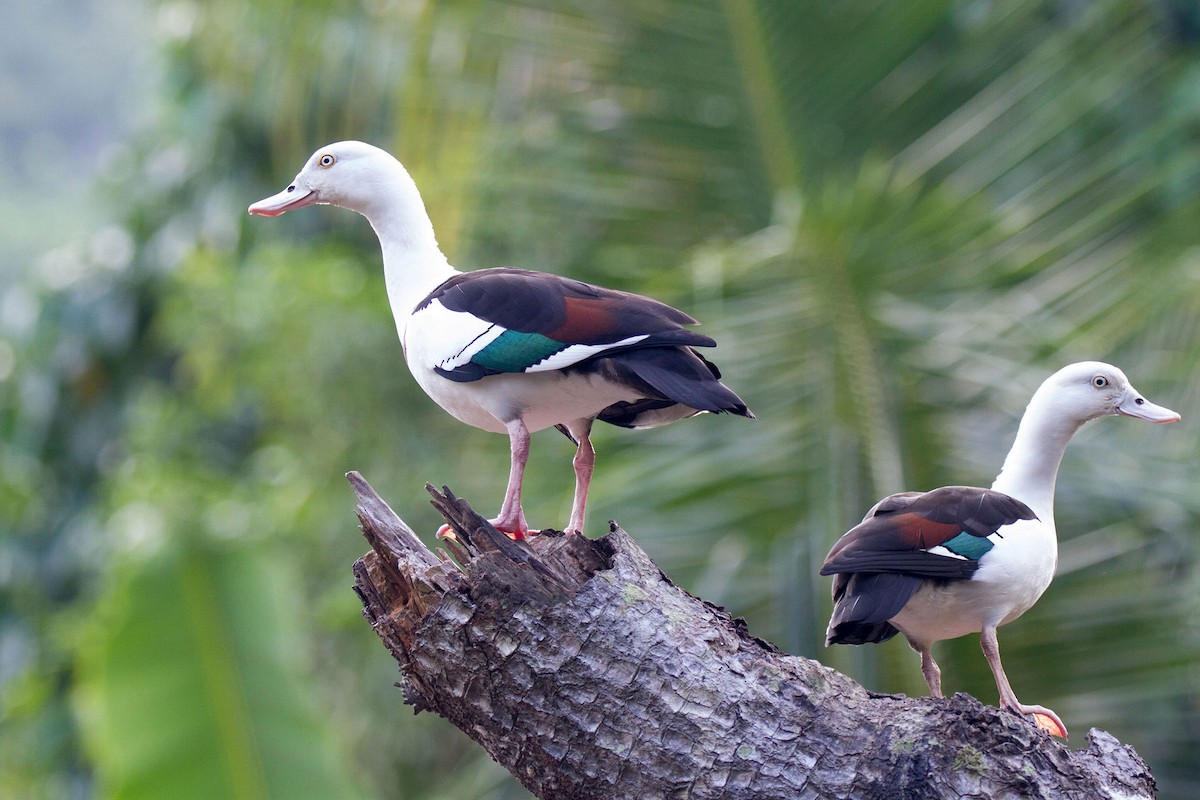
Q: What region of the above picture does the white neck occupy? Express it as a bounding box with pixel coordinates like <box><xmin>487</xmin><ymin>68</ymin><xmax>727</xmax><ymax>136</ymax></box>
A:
<box><xmin>353</xmin><ymin>163</ymin><xmax>458</xmax><ymax>321</ymax></box>
<box><xmin>990</xmin><ymin>389</ymin><xmax>1090</xmax><ymax>522</ymax></box>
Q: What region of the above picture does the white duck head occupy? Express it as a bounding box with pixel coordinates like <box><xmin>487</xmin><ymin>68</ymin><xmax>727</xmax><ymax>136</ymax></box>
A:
<box><xmin>1034</xmin><ymin>361</ymin><xmax>1179</xmax><ymax>424</ymax></box>
<box><xmin>248</xmin><ymin>141</ymin><xmax>454</xmax><ymax>313</ymax></box>
<box><xmin>248</xmin><ymin>141</ymin><xmax>422</xmax><ymax>219</ymax></box>
<box><xmin>991</xmin><ymin>360</ymin><xmax>1179</xmax><ymax>518</ymax></box>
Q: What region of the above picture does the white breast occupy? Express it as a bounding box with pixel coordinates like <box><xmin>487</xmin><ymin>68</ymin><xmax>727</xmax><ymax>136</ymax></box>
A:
<box><xmin>890</xmin><ymin>517</ymin><xmax>1058</xmax><ymax>644</ymax></box>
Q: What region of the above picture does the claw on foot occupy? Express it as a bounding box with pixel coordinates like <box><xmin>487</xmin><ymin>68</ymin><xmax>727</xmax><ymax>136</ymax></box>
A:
<box><xmin>1031</xmin><ymin>711</ymin><xmax>1068</xmax><ymax>739</ymax></box>
<box><xmin>436</xmin><ymin>522</ymin><xmax>538</xmax><ymax>542</ymax></box>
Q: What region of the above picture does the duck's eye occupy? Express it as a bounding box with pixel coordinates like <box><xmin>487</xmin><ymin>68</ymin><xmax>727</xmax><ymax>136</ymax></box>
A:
<box><xmin>318</xmin><ymin>154</ymin><xmax>336</xmax><ymax>168</ymax></box>
<box><xmin>1092</xmin><ymin>375</ymin><xmax>1109</xmax><ymax>388</ymax></box>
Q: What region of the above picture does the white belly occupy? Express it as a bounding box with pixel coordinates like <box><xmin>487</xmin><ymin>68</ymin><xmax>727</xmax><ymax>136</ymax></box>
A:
<box><xmin>890</xmin><ymin>517</ymin><xmax>1058</xmax><ymax>645</ymax></box>
<box><xmin>408</xmin><ymin>363</ymin><xmax>651</xmax><ymax>433</ymax></box>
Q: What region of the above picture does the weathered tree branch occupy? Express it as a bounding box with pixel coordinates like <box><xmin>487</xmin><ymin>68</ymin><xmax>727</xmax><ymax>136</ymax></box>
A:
<box><xmin>348</xmin><ymin>472</ymin><xmax>1156</xmax><ymax>799</ymax></box>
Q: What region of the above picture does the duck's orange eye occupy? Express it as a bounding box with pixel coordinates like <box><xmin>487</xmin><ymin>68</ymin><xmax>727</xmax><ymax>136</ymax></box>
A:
<box><xmin>318</xmin><ymin>154</ymin><xmax>336</xmax><ymax>168</ymax></box>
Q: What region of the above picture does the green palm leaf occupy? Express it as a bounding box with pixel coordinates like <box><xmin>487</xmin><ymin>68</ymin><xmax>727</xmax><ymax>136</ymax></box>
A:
<box><xmin>76</xmin><ymin>537</ymin><xmax>369</xmax><ymax>800</ymax></box>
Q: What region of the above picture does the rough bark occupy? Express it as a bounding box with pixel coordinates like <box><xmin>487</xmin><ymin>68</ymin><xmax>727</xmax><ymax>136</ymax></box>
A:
<box><xmin>348</xmin><ymin>471</ymin><xmax>1156</xmax><ymax>800</ymax></box>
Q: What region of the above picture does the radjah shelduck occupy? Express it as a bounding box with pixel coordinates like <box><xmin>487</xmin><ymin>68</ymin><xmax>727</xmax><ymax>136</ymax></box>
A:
<box><xmin>249</xmin><ymin>141</ymin><xmax>752</xmax><ymax>539</ymax></box>
<box><xmin>820</xmin><ymin>362</ymin><xmax>1179</xmax><ymax>739</ymax></box>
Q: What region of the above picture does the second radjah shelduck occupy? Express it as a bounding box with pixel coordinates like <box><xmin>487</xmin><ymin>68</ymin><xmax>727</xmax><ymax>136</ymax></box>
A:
<box><xmin>820</xmin><ymin>362</ymin><xmax>1179</xmax><ymax>739</ymax></box>
<box><xmin>249</xmin><ymin>141</ymin><xmax>752</xmax><ymax>539</ymax></box>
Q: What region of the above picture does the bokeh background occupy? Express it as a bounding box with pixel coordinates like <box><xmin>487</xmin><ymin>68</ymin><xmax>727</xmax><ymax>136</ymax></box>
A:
<box><xmin>4</xmin><ymin>0</ymin><xmax>1200</xmax><ymax>797</ymax></box>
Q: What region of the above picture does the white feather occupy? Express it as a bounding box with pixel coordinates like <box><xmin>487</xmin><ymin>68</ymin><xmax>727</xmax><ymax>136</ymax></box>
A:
<box><xmin>525</xmin><ymin>334</ymin><xmax>648</xmax><ymax>372</ymax></box>
<box><xmin>404</xmin><ymin>301</ymin><xmax>500</xmax><ymax>372</ymax></box>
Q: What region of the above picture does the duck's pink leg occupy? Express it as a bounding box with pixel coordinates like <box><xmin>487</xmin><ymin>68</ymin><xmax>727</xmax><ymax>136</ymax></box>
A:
<box><xmin>906</xmin><ymin>636</ymin><xmax>943</xmax><ymax>698</ymax></box>
<box><xmin>489</xmin><ymin>418</ymin><xmax>531</xmax><ymax>539</ymax></box>
<box><xmin>980</xmin><ymin>624</ymin><xmax>1068</xmax><ymax>738</ymax></box>
<box><xmin>565</xmin><ymin>427</ymin><xmax>595</xmax><ymax>535</ymax></box>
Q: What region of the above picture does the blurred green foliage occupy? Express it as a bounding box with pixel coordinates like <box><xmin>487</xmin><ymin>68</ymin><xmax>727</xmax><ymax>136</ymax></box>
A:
<box><xmin>4</xmin><ymin>0</ymin><xmax>1200</xmax><ymax>798</ymax></box>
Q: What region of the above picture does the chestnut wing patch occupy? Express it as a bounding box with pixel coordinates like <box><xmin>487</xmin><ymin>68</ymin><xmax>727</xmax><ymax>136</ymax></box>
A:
<box><xmin>420</xmin><ymin>269</ymin><xmax>716</xmax><ymax>380</ymax></box>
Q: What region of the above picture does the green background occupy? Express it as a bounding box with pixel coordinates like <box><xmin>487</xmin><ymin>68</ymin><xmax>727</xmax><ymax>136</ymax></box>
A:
<box><xmin>4</xmin><ymin>1</ymin><xmax>1200</xmax><ymax>797</ymax></box>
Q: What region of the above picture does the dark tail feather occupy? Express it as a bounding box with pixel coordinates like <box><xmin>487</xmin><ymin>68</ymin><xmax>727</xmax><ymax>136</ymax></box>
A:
<box><xmin>609</xmin><ymin>347</ymin><xmax>753</xmax><ymax>417</ymax></box>
<box><xmin>825</xmin><ymin>572</ymin><xmax>921</xmax><ymax>646</ymax></box>
<box><xmin>595</xmin><ymin>397</ymin><xmax>680</xmax><ymax>428</ymax></box>
<box><xmin>827</xmin><ymin>618</ymin><xmax>901</xmax><ymax>647</ymax></box>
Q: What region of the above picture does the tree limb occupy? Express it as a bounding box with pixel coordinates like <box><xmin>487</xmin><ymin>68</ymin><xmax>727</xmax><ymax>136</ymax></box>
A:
<box><xmin>348</xmin><ymin>472</ymin><xmax>1156</xmax><ymax>800</ymax></box>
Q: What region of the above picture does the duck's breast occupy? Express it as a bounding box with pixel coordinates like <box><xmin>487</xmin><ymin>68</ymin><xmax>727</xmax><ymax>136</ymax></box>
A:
<box><xmin>889</xmin><ymin>517</ymin><xmax>1057</xmax><ymax>643</ymax></box>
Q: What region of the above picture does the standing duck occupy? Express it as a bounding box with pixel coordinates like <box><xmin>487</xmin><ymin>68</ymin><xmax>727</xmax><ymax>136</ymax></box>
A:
<box><xmin>820</xmin><ymin>362</ymin><xmax>1179</xmax><ymax>738</ymax></box>
<box><xmin>249</xmin><ymin>141</ymin><xmax>752</xmax><ymax>539</ymax></box>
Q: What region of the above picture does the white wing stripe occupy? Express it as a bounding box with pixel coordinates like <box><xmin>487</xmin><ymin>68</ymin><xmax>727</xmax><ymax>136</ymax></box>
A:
<box><xmin>926</xmin><ymin>545</ymin><xmax>969</xmax><ymax>561</ymax></box>
<box><xmin>525</xmin><ymin>334</ymin><xmax>649</xmax><ymax>372</ymax></box>
<box><xmin>437</xmin><ymin>323</ymin><xmax>505</xmax><ymax>372</ymax></box>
